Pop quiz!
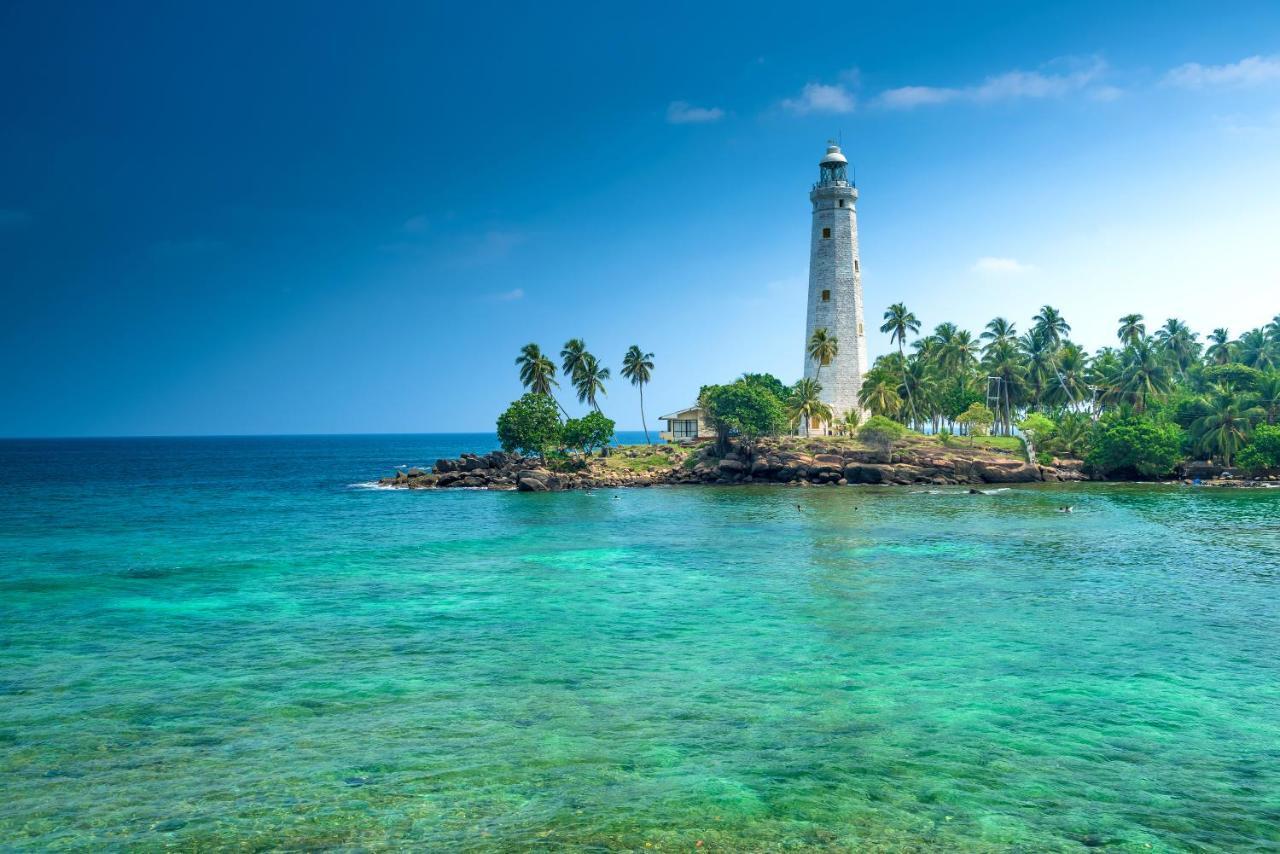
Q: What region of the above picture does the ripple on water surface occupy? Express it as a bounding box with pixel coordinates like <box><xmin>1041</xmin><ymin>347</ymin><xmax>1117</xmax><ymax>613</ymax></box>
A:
<box><xmin>1</xmin><ymin>441</ymin><xmax>1279</xmax><ymax>851</ymax></box>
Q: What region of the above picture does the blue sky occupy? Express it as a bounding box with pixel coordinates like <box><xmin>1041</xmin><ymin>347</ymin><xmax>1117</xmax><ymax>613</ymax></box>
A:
<box><xmin>2</xmin><ymin>1</ymin><xmax>1279</xmax><ymax>436</ymax></box>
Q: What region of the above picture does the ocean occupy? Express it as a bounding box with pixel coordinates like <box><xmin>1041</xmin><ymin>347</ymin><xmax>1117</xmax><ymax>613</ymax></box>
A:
<box><xmin>1</xmin><ymin>434</ymin><xmax>1278</xmax><ymax>850</ymax></box>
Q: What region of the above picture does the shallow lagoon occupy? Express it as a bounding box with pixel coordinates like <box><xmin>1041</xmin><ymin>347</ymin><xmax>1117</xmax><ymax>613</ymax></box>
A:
<box><xmin>2</xmin><ymin>437</ymin><xmax>1279</xmax><ymax>850</ymax></box>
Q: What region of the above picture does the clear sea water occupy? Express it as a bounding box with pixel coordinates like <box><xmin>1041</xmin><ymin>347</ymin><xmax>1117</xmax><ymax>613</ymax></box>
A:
<box><xmin>2</xmin><ymin>434</ymin><xmax>1278</xmax><ymax>851</ymax></box>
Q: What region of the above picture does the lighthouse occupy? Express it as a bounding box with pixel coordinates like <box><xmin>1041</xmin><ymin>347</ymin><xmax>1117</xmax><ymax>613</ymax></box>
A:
<box><xmin>803</xmin><ymin>141</ymin><xmax>868</xmax><ymax>430</ymax></box>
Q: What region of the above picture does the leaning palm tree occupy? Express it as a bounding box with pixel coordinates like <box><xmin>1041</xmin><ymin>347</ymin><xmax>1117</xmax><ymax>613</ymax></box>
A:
<box><xmin>560</xmin><ymin>339</ymin><xmax>589</xmax><ymax>385</ymax></box>
<box><xmin>788</xmin><ymin>378</ymin><xmax>832</xmax><ymax>438</ymax></box>
<box><xmin>807</xmin><ymin>328</ymin><xmax>839</xmax><ymax>384</ymax></box>
<box><xmin>1032</xmin><ymin>305</ymin><xmax>1071</xmax><ymax>348</ymax></box>
<box><xmin>1117</xmin><ymin>314</ymin><xmax>1145</xmax><ymax>347</ymax></box>
<box><xmin>881</xmin><ymin>303</ymin><xmax>921</xmax><ymax>423</ymax></box>
<box><xmin>516</xmin><ymin>343</ymin><xmax>561</xmax><ymax>403</ymax></box>
<box><xmin>573</xmin><ymin>354</ymin><xmax>611</xmax><ymax>412</ymax></box>
<box><xmin>620</xmin><ymin>345</ymin><xmax>655</xmax><ymax>444</ymax></box>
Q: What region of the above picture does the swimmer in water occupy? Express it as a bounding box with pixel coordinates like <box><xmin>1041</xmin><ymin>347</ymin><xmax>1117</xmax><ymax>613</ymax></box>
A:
<box><xmin>1057</xmin><ymin>505</ymin><xmax>1073</xmax><ymax>513</ymax></box>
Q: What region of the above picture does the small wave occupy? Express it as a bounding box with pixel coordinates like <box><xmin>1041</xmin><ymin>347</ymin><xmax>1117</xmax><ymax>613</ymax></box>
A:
<box><xmin>348</xmin><ymin>481</ymin><xmax>400</xmax><ymax>490</ymax></box>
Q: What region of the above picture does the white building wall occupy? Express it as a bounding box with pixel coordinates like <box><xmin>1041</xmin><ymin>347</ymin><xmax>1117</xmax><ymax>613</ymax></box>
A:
<box><xmin>803</xmin><ymin>171</ymin><xmax>867</xmax><ymax>422</ymax></box>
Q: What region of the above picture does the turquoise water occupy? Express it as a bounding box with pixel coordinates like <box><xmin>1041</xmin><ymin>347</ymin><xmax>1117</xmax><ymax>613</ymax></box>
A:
<box><xmin>2</xmin><ymin>436</ymin><xmax>1279</xmax><ymax>851</ymax></box>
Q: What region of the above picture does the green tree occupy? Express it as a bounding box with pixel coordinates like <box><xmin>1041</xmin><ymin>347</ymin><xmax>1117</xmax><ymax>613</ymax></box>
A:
<box><xmin>699</xmin><ymin>380</ymin><xmax>788</xmax><ymax>456</ymax></box>
<box><xmin>787</xmin><ymin>377</ymin><xmax>832</xmax><ymax>437</ymax></box>
<box><xmin>1237</xmin><ymin>424</ymin><xmax>1280</xmax><ymax>473</ymax></box>
<box><xmin>573</xmin><ymin>354</ymin><xmax>610</xmax><ymax>413</ymax></box>
<box><xmin>560</xmin><ymin>339</ymin><xmax>589</xmax><ymax>384</ymax></box>
<box><xmin>881</xmin><ymin>302</ymin><xmax>922</xmax><ymax>422</ymax></box>
<box><xmin>1085</xmin><ymin>413</ymin><xmax>1184</xmax><ymax>479</ymax></box>
<box><xmin>739</xmin><ymin>373</ymin><xmax>791</xmax><ymax>401</ymax></box>
<box><xmin>497</xmin><ymin>393</ymin><xmax>564</xmax><ymax>458</ymax></box>
<box><xmin>1117</xmin><ymin>313</ymin><xmax>1145</xmax><ymax>346</ymax></box>
<box><xmin>620</xmin><ymin>345</ymin><xmax>655</xmax><ymax>444</ymax></box>
<box><xmin>840</xmin><ymin>409</ymin><xmax>862</xmax><ymax>436</ymax></box>
<box><xmin>1017</xmin><ymin>412</ymin><xmax>1056</xmax><ymax>447</ymax></box>
<box><xmin>807</xmin><ymin>327</ymin><xmax>839</xmax><ymax>385</ymax></box>
<box><xmin>858</xmin><ymin>415</ymin><xmax>908</xmax><ymax>463</ymax></box>
<box><xmin>858</xmin><ymin>367</ymin><xmax>903</xmax><ymax>418</ymax></box>
<box><xmin>562</xmin><ymin>411</ymin><xmax>616</xmax><ymax>456</ymax></box>
<box><xmin>1254</xmin><ymin>372</ymin><xmax>1280</xmax><ymax>424</ymax></box>
<box><xmin>956</xmin><ymin>403</ymin><xmax>995</xmax><ymax>446</ymax></box>
<box><xmin>1205</xmin><ymin>328</ymin><xmax>1233</xmax><ymax>366</ymax></box>
<box><xmin>1190</xmin><ymin>388</ymin><xmax>1262</xmax><ymax>466</ymax></box>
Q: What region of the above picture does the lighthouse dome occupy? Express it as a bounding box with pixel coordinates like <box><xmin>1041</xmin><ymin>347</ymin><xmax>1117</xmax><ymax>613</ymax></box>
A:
<box><xmin>820</xmin><ymin>143</ymin><xmax>847</xmax><ymax>165</ymax></box>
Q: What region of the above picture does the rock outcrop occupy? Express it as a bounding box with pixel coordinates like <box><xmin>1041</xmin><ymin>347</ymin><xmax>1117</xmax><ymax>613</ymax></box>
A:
<box><xmin>375</xmin><ymin>438</ymin><xmax>1063</xmax><ymax>492</ymax></box>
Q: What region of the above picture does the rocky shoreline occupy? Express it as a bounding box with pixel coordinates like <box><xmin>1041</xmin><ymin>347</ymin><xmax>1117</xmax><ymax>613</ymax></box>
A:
<box><xmin>376</xmin><ymin>438</ymin><xmax>1094</xmax><ymax>492</ymax></box>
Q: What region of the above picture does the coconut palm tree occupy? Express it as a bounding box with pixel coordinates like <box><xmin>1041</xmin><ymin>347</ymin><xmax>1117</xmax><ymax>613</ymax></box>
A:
<box><xmin>1117</xmin><ymin>314</ymin><xmax>1146</xmax><ymax>347</ymax></box>
<box><xmin>788</xmin><ymin>378</ymin><xmax>832</xmax><ymax>437</ymax></box>
<box><xmin>1236</xmin><ymin>328</ymin><xmax>1276</xmax><ymax>371</ymax></box>
<box><xmin>980</xmin><ymin>317</ymin><xmax>1017</xmax><ymax>359</ymax></box>
<box><xmin>858</xmin><ymin>368</ymin><xmax>903</xmax><ymax>418</ymax></box>
<box><xmin>620</xmin><ymin>345</ymin><xmax>655</xmax><ymax>444</ymax></box>
<box><xmin>1019</xmin><ymin>329</ymin><xmax>1057</xmax><ymax>409</ymax></box>
<box><xmin>1206</xmin><ymin>328</ymin><xmax>1233</xmax><ymax>366</ymax></box>
<box><xmin>516</xmin><ymin>343</ymin><xmax>559</xmax><ymax>397</ymax></box>
<box><xmin>1120</xmin><ymin>338</ymin><xmax>1173</xmax><ymax>412</ymax></box>
<box><xmin>880</xmin><ymin>303</ymin><xmax>921</xmax><ymax>422</ymax></box>
<box><xmin>1154</xmin><ymin>318</ymin><xmax>1200</xmax><ymax>377</ymax></box>
<box><xmin>1254</xmin><ymin>372</ymin><xmax>1280</xmax><ymax>425</ymax></box>
<box><xmin>1032</xmin><ymin>305</ymin><xmax>1071</xmax><ymax>348</ymax></box>
<box><xmin>573</xmin><ymin>354</ymin><xmax>610</xmax><ymax>412</ymax></box>
<box><xmin>1191</xmin><ymin>387</ymin><xmax>1262</xmax><ymax>466</ymax></box>
<box><xmin>807</xmin><ymin>328</ymin><xmax>839</xmax><ymax>384</ymax></box>
<box><xmin>560</xmin><ymin>339</ymin><xmax>589</xmax><ymax>385</ymax></box>
<box><xmin>1087</xmin><ymin>347</ymin><xmax>1124</xmax><ymax>413</ymax></box>
<box><xmin>1046</xmin><ymin>341</ymin><xmax>1089</xmax><ymax>408</ymax></box>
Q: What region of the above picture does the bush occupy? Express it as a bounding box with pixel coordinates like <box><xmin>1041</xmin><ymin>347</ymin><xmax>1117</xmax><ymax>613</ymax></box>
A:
<box><xmin>1085</xmin><ymin>414</ymin><xmax>1184</xmax><ymax>479</ymax></box>
<box><xmin>1016</xmin><ymin>412</ymin><xmax>1055</xmax><ymax>446</ymax></box>
<box><xmin>700</xmin><ymin>380</ymin><xmax>788</xmax><ymax>454</ymax></box>
<box><xmin>496</xmin><ymin>393</ymin><xmax>563</xmax><ymax>458</ymax></box>
<box><xmin>859</xmin><ymin>415</ymin><xmax>908</xmax><ymax>462</ymax></box>
<box><xmin>1237</xmin><ymin>424</ymin><xmax>1280</xmax><ymax>473</ymax></box>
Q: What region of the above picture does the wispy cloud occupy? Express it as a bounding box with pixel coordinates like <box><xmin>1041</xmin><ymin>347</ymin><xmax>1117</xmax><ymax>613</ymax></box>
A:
<box><xmin>489</xmin><ymin>287</ymin><xmax>524</xmax><ymax>302</ymax></box>
<box><xmin>972</xmin><ymin>256</ymin><xmax>1034</xmax><ymax>274</ymax></box>
<box><xmin>1164</xmin><ymin>54</ymin><xmax>1280</xmax><ymax>88</ymax></box>
<box><xmin>666</xmin><ymin>101</ymin><xmax>725</xmax><ymax>124</ymax></box>
<box><xmin>877</xmin><ymin>57</ymin><xmax>1109</xmax><ymax>109</ymax></box>
<box><xmin>781</xmin><ymin>80</ymin><xmax>857</xmax><ymax>115</ymax></box>
<box><xmin>0</xmin><ymin>208</ymin><xmax>31</xmax><ymax>227</ymax></box>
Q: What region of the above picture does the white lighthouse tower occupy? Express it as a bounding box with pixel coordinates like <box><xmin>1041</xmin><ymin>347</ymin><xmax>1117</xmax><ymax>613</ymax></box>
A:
<box><xmin>803</xmin><ymin>141</ymin><xmax>868</xmax><ymax>430</ymax></box>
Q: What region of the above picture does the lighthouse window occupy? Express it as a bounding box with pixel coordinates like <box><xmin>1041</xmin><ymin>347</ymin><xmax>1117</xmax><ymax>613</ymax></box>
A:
<box><xmin>854</xmin><ymin>259</ymin><xmax>859</xmax><ymax>272</ymax></box>
<box><xmin>822</xmin><ymin>228</ymin><xmax>831</xmax><ymax>239</ymax></box>
<box><xmin>821</xmin><ymin>289</ymin><xmax>830</xmax><ymax>302</ymax></box>
<box><xmin>838</xmin><ymin>199</ymin><xmax>845</xmax><ymax>207</ymax></box>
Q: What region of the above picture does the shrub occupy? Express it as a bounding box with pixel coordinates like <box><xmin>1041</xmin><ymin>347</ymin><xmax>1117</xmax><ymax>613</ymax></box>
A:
<box><xmin>1017</xmin><ymin>412</ymin><xmax>1055</xmax><ymax>446</ymax></box>
<box><xmin>1085</xmin><ymin>414</ymin><xmax>1184</xmax><ymax>479</ymax></box>
<box><xmin>496</xmin><ymin>393</ymin><xmax>563</xmax><ymax>458</ymax></box>
<box><xmin>957</xmin><ymin>403</ymin><xmax>995</xmax><ymax>446</ymax></box>
<box><xmin>699</xmin><ymin>380</ymin><xmax>788</xmax><ymax>455</ymax></box>
<box><xmin>1237</xmin><ymin>424</ymin><xmax>1280</xmax><ymax>473</ymax></box>
<box><xmin>858</xmin><ymin>415</ymin><xmax>908</xmax><ymax>462</ymax></box>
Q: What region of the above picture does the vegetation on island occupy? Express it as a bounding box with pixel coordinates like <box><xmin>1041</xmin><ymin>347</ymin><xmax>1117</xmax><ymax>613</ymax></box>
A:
<box><xmin>499</xmin><ymin>306</ymin><xmax>1280</xmax><ymax>481</ymax></box>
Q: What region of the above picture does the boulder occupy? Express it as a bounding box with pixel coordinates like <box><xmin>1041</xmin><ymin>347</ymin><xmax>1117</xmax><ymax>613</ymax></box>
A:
<box><xmin>844</xmin><ymin>463</ymin><xmax>892</xmax><ymax>484</ymax></box>
<box><xmin>517</xmin><ymin>476</ymin><xmax>549</xmax><ymax>492</ymax></box>
<box><xmin>717</xmin><ymin>458</ymin><xmax>747</xmax><ymax>474</ymax></box>
<box><xmin>812</xmin><ymin>454</ymin><xmax>845</xmax><ymax>473</ymax></box>
<box><xmin>434</xmin><ymin>458</ymin><xmax>458</xmax><ymax>474</ymax></box>
<box><xmin>406</xmin><ymin>468</ymin><xmax>427</xmax><ymax>477</ymax></box>
<box><xmin>461</xmin><ymin>456</ymin><xmax>489</xmax><ymax>472</ymax></box>
<box><xmin>974</xmin><ymin>461</ymin><xmax>1041</xmax><ymax>483</ymax></box>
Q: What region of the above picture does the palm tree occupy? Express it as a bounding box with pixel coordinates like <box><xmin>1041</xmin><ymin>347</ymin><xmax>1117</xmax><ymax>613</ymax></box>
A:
<box><xmin>980</xmin><ymin>317</ymin><xmax>1017</xmax><ymax>359</ymax></box>
<box><xmin>1019</xmin><ymin>329</ymin><xmax>1057</xmax><ymax>409</ymax></box>
<box><xmin>1154</xmin><ymin>318</ymin><xmax>1200</xmax><ymax>377</ymax></box>
<box><xmin>1046</xmin><ymin>342</ymin><xmax>1089</xmax><ymax>408</ymax></box>
<box><xmin>881</xmin><ymin>303</ymin><xmax>921</xmax><ymax>422</ymax></box>
<box><xmin>1206</xmin><ymin>328</ymin><xmax>1233</xmax><ymax>366</ymax></box>
<box><xmin>573</xmin><ymin>354</ymin><xmax>610</xmax><ymax>412</ymax></box>
<box><xmin>788</xmin><ymin>378</ymin><xmax>832</xmax><ymax>437</ymax></box>
<box><xmin>1191</xmin><ymin>387</ymin><xmax>1262</xmax><ymax>466</ymax></box>
<box><xmin>807</xmin><ymin>328</ymin><xmax>839</xmax><ymax>384</ymax></box>
<box><xmin>1120</xmin><ymin>338</ymin><xmax>1173</xmax><ymax>412</ymax></box>
<box><xmin>858</xmin><ymin>368</ymin><xmax>902</xmax><ymax>418</ymax></box>
<box><xmin>1254</xmin><ymin>372</ymin><xmax>1280</xmax><ymax>425</ymax></box>
<box><xmin>560</xmin><ymin>339</ymin><xmax>589</xmax><ymax>386</ymax></box>
<box><xmin>1117</xmin><ymin>313</ymin><xmax>1145</xmax><ymax>346</ymax></box>
<box><xmin>516</xmin><ymin>343</ymin><xmax>560</xmax><ymax>398</ymax></box>
<box><xmin>620</xmin><ymin>345</ymin><xmax>655</xmax><ymax>444</ymax></box>
<box><xmin>1236</xmin><ymin>328</ymin><xmax>1275</xmax><ymax>371</ymax></box>
<box><xmin>1032</xmin><ymin>305</ymin><xmax>1071</xmax><ymax>348</ymax></box>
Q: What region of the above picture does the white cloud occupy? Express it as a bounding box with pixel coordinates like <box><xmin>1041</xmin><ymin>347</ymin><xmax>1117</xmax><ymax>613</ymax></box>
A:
<box><xmin>666</xmin><ymin>101</ymin><xmax>725</xmax><ymax>124</ymax></box>
<box><xmin>876</xmin><ymin>57</ymin><xmax>1109</xmax><ymax>109</ymax></box>
<box><xmin>781</xmin><ymin>82</ymin><xmax>856</xmax><ymax>115</ymax></box>
<box><xmin>972</xmin><ymin>256</ymin><xmax>1034</xmax><ymax>274</ymax></box>
<box><xmin>1164</xmin><ymin>54</ymin><xmax>1280</xmax><ymax>88</ymax></box>
<box><xmin>0</xmin><ymin>208</ymin><xmax>31</xmax><ymax>227</ymax></box>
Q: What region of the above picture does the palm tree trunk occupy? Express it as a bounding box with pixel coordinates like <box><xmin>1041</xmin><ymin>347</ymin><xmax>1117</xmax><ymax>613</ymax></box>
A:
<box><xmin>640</xmin><ymin>383</ymin><xmax>650</xmax><ymax>445</ymax></box>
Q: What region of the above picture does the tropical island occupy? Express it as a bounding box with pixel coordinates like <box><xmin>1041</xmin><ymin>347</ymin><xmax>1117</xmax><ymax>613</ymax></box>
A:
<box><xmin>380</xmin><ymin>304</ymin><xmax>1280</xmax><ymax>492</ymax></box>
